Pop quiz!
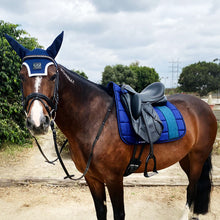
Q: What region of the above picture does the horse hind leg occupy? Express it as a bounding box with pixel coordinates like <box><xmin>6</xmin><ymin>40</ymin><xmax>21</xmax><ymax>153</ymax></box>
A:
<box><xmin>179</xmin><ymin>153</ymin><xmax>212</xmax><ymax>220</ymax></box>
<box><xmin>193</xmin><ymin>155</ymin><xmax>212</xmax><ymax>215</ymax></box>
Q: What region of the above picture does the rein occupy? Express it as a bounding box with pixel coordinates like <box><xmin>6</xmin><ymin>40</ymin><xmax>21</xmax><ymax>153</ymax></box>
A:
<box><xmin>33</xmin><ymin>99</ymin><xmax>114</xmax><ymax>180</ymax></box>
<box><xmin>50</xmin><ymin>99</ymin><xmax>114</xmax><ymax>180</ymax></box>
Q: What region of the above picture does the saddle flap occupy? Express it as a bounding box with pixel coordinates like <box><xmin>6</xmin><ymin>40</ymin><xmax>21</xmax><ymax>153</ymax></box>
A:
<box><xmin>135</xmin><ymin>103</ymin><xmax>163</xmax><ymax>143</ymax></box>
<box><xmin>121</xmin><ymin>91</ymin><xmax>163</xmax><ymax>143</ymax></box>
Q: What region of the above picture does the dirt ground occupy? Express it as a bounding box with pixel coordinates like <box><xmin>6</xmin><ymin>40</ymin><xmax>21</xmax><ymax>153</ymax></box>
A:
<box><xmin>0</xmin><ymin>133</ymin><xmax>220</xmax><ymax>220</ymax></box>
<box><xmin>0</xmin><ymin>185</ymin><xmax>219</xmax><ymax>220</ymax></box>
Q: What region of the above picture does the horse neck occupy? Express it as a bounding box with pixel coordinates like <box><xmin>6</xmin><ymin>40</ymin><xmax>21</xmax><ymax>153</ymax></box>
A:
<box><xmin>55</xmin><ymin>66</ymin><xmax>111</xmax><ymax>142</ymax></box>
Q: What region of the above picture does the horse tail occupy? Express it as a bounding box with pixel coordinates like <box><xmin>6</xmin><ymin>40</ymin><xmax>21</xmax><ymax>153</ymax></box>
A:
<box><xmin>193</xmin><ymin>154</ymin><xmax>212</xmax><ymax>214</ymax></box>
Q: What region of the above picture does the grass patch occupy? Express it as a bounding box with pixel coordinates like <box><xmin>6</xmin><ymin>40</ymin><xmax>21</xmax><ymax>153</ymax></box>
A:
<box><xmin>0</xmin><ymin>141</ymin><xmax>33</xmax><ymax>157</ymax></box>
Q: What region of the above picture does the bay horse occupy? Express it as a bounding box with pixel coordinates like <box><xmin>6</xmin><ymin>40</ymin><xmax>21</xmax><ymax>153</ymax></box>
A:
<box><xmin>5</xmin><ymin>32</ymin><xmax>217</xmax><ymax>220</ymax></box>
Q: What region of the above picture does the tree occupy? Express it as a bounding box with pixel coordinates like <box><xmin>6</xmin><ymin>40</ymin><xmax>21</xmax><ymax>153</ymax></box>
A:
<box><xmin>0</xmin><ymin>20</ymin><xmax>42</xmax><ymax>144</ymax></box>
<box><xmin>101</xmin><ymin>62</ymin><xmax>160</xmax><ymax>92</ymax></box>
<box><xmin>178</xmin><ymin>61</ymin><xmax>220</xmax><ymax>96</ymax></box>
<box><xmin>129</xmin><ymin>62</ymin><xmax>160</xmax><ymax>92</ymax></box>
<box><xmin>102</xmin><ymin>64</ymin><xmax>136</xmax><ymax>88</ymax></box>
<box><xmin>72</xmin><ymin>69</ymin><xmax>88</xmax><ymax>79</ymax></box>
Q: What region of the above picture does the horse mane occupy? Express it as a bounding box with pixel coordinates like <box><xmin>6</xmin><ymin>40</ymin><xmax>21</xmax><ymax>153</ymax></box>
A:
<box><xmin>59</xmin><ymin>65</ymin><xmax>111</xmax><ymax>95</ymax></box>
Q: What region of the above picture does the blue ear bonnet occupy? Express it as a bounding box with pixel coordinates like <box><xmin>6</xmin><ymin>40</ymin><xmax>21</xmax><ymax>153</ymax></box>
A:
<box><xmin>5</xmin><ymin>32</ymin><xmax>64</xmax><ymax>77</ymax></box>
<box><xmin>23</xmin><ymin>57</ymin><xmax>54</xmax><ymax>77</ymax></box>
<box><xmin>23</xmin><ymin>48</ymin><xmax>53</xmax><ymax>77</ymax></box>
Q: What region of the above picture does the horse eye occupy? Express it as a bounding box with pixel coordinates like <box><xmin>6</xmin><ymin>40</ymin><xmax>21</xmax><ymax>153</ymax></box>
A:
<box><xmin>49</xmin><ymin>74</ymin><xmax>57</xmax><ymax>81</ymax></box>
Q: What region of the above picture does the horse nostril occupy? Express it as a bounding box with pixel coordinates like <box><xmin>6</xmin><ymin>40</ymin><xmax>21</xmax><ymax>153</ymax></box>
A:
<box><xmin>26</xmin><ymin>115</ymin><xmax>50</xmax><ymax>134</ymax></box>
<box><xmin>41</xmin><ymin>115</ymin><xmax>50</xmax><ymax>129</ymax></box>
<box><xmin>26</xmin><ymin>117</ymin><xmax>33</xmax><ymax>130</ymax></box>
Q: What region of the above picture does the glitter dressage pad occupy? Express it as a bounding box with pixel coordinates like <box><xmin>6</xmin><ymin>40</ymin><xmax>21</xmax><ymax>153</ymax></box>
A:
<box><xmin>107</xmin><ymin>82</ymin><xmax>186</xmax><ymax>145</ymax></box>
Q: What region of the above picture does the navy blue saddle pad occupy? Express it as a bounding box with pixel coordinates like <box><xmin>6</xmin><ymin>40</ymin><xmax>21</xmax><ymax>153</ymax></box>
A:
<box><xmin>107</xmin><ymin>82</ymin><xmax>186</xmax><ymax>145</ymax></box>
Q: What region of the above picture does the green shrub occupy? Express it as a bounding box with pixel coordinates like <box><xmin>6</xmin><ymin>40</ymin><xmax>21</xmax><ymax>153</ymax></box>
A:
<box><xmin>0</xmin><ymin>20</ymin><xmax>41</xmax><ymax>146</ymax></box>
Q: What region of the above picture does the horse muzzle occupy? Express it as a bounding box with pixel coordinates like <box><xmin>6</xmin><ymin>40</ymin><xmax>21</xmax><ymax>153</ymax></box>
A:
<box><xmin>23</xmin><ymin>92</ymin><xmax>57</xmax><ymax>135</ymax></box>
<box><xmin>26</xmin><ymin>114</ymin><xmax>50</xmax><ymax>135</ymax></box>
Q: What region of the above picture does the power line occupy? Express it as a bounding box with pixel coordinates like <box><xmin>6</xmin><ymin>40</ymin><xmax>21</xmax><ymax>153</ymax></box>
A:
<box><xmin>169</xmin><ymin>60</ymin><xmax>181</xmax><ymax>88</ymax></box>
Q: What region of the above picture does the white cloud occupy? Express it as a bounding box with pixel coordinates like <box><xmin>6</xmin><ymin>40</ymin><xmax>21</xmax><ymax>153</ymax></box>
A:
<box><xmin>91</xmin><ymin>0</ymin><xmax>159</xmax><ymax>13</ymax></box>
<box><xmin>2</xmin><ymin>0</ymin><xmax>220</xmax><ymax>86</ymax></box>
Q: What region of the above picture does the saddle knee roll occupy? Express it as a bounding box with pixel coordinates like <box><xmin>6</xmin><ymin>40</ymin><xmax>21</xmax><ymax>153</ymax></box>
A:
<box><xmin>131</xmin><ymin>94</ymin><xmax>142</xmax><ymax>120</ymax></box>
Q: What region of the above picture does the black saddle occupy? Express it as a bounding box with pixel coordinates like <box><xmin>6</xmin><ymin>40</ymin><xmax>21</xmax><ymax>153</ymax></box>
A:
<box><xmin>121</xmin><ymin>82</ymin><xmax>167</xmax><ymax>177</ymax></box>
<box><xmin>121</xmin><ymin>82</ymin><xmax>167</xmax><ymax>120</ymax></box>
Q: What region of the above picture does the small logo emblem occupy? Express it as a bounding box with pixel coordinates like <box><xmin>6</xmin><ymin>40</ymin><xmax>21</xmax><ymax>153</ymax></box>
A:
<box><xmin>33</xmin><ymin>62</ymin><xmax>42</xmax><ymax>70</ymax></box>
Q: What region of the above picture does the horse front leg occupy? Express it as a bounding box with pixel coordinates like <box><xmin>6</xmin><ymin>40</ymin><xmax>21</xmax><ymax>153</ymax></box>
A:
<box><xmin>106</xmin><ymin>179</ymin><xmax>125</xmax><ymax>220</ymax></box>
<box><xmin>85</xmin><ymin>176</ymin><xmax>107</xmax><ymax>220</ymax></box>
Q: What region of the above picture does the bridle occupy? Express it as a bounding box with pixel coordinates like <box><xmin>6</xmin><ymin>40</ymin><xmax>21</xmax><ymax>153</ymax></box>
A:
<box><xmin>21</xmin><ymin>55</ymin><xmax>74</xmax><ymax>177</ymax></box>
<box><xmin>21</xmin><ymin>55</ymin><xmax>59</xmax><ymax>119</ymax></box>
<box><xmin>21</xmin><ymin>55</ymin><xmax>64</xmax><ymax>166</ymax></box>
<box><xmin>21</xmin><ymin>56</ymin><xmax>114</xmax><ymax>181</ymax></box>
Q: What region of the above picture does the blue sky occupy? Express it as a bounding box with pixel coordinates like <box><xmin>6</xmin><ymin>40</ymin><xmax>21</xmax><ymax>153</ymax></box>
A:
<box><xmin>1</xmin><ymin>0</ymin><xmax>220</xmax><ymax>87</ymax></box>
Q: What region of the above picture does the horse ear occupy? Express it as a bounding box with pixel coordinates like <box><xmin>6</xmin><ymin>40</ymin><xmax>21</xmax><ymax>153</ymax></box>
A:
<box><xmin>5</xmin><ymin>34</ymin><xmax>30</xmax><ymax>59</ymax></box>
<box><xmin>46</xmin><ymin>31</ymin><xmax>64</xmax><ymax>59</ymax></box>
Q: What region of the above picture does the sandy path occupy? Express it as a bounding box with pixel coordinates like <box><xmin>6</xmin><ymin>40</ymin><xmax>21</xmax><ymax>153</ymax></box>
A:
<box><xmin>0</xmin><ymin>132</ymin><xmax>220</xmax><ymax>219</ymax></box>
<box><xmin>0</xmin><ymin>185</ymin><xmax>219</xmax><ymax>220</ymax></box>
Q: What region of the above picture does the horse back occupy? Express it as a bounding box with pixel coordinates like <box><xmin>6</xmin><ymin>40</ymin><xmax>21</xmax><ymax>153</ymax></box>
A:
<box><xmin>168</xmin><ymin>94</ymin><xmax>217</xmax><ymax>148</ymax></box>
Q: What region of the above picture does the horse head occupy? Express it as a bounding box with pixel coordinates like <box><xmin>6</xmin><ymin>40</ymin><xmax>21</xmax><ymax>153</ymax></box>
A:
<box><xmin>5</xmin><ymin>32</ymin><xmax>64</xmax><ymax>135</ymax></box>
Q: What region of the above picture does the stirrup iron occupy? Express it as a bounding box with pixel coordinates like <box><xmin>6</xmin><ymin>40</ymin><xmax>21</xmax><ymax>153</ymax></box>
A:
<box><xmin>144</xmin><ymin>153</ymin><xmax>158</xmax><ymax>177</ymax></box>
